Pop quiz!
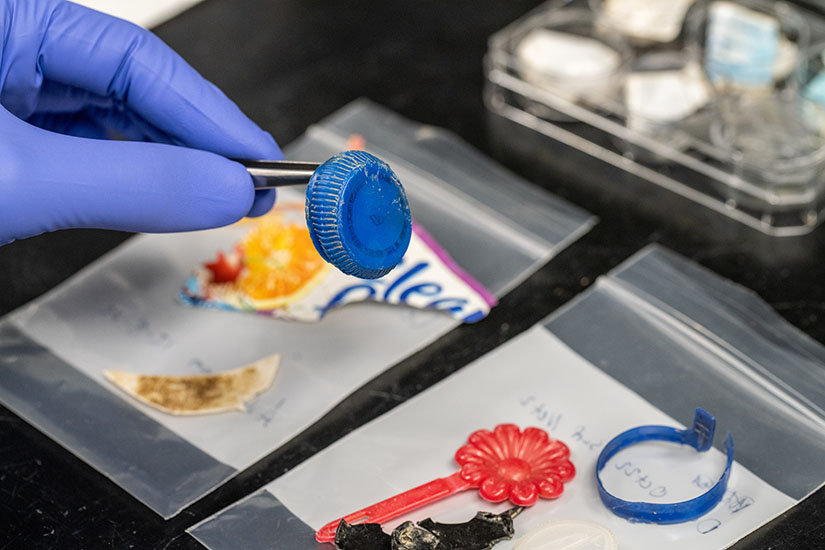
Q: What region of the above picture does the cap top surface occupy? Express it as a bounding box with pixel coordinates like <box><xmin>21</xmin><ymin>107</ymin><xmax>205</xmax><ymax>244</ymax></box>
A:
<box><xmin>306</xmin><ymin>151</ymin><xmax>411</xmax><ymax>279</ymax></box>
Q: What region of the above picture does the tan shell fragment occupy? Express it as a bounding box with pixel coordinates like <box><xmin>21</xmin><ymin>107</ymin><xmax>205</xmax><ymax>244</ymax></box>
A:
<box><xmin>104</xmin><ymin>355</ymin><xmax>279</xmax><ymax>415</ymax></box>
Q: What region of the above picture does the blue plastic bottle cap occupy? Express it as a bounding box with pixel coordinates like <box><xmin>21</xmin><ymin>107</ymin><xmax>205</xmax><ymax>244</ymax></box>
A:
<box><xmin>306</xmin><ymin>150</ymin><xmax>412</xmax><ymax>279</ymax></box>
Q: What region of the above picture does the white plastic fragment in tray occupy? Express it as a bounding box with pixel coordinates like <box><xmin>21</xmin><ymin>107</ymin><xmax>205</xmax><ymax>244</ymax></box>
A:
<box><xmin>190</xmin><ymin>245</ymin><xmax>825</xmax><ymax>550</ymax></box>
<box><xmin>0</xmin><ymin>99</ymin><xmax>595</xmax><ymax>518</ymax></box>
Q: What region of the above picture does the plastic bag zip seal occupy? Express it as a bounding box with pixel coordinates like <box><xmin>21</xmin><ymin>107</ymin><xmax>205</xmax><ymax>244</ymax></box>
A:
<box><xmin>596</xmin><ymin>408</ymin><xmax>735</xmax><ymax>524</ymax></box>
<box><xmin>306</xmin><ymin>98</ymin><xmax>595</xmax><ymax>252</ymax></box>
<box><xmin>307</xmin><ymin>125</ymin><xmax>550</xmax><ymax>258</ymax></box>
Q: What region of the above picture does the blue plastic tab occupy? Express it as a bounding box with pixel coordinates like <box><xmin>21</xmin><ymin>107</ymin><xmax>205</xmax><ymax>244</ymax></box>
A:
<box><xmin>682</xmin><ymin>408</ymin><xmax>715</xmax><ymax>452</ymax></box>
<box><xmin>306</xmin><ymin>150</ymin><xmax>412</xmax><ymax>279</ymax></box>
<box><xmin>596</xmin><ymin>408</ymin><xmax>734</xmax><ymax>524</ymax></box>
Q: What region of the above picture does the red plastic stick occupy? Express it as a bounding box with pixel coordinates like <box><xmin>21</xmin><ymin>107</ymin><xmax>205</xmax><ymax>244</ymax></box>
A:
<box><xmin>315</xmin><ymin>424</ymin><xmax>576</xmax><ymax>543</ymax></box>
<box><xmin>316</xmin><ymin>471</ymin><xmax>471</xmax><ymax>542</ymax></box>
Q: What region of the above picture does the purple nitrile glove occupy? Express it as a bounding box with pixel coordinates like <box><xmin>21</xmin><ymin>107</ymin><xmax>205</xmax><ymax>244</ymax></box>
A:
<box><xmin>0</xmin><ymin>0</ymin><xmax>281</xmax><ymax>245</ymax></box>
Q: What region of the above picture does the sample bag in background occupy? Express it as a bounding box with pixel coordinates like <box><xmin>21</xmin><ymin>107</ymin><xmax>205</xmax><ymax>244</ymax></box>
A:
<box><xmin>0</xmin><ymin>100</ymin><xmax>594</xmax><ymax>518</ymax></box>
<box><xmin>190</xmin><ymin>245</ymin><xmax>825</xmax><ymax>550</ymax></box>
<box><xmin>71</xmin><ymin>0</ymin><xmax>205</xmax><ymax>28</ymax></box>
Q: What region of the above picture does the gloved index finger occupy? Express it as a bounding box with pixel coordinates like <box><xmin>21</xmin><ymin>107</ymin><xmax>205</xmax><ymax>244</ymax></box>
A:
<box><xmin>34</xmin><ymin>1</ymin><xmax>281</xmax><ymax>161</ymax></box>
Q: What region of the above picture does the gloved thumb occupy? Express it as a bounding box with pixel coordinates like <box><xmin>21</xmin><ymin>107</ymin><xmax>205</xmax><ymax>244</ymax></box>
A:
<box><xmin>0</xmin><ymin>110</ymin><xmax>256</xmax><ymax>245</ymax></box>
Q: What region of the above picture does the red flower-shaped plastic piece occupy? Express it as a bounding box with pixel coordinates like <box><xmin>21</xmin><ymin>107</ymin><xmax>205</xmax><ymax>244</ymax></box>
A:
<box><xmin>316</xmin><ymin>423</ymin><xmax>576</xmax><ymax>543</ymax></box>
<box><xmin>454</xmin><ymin>424</ymin><xmax>575</xmax><ymax>506</ymax></box>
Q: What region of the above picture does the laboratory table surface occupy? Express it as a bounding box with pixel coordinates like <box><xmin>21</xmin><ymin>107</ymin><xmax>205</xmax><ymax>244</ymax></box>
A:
<box><xmin>2</xmin><ymin>0</ymin><xmax>825</xmax><ymax>548</ymax></box>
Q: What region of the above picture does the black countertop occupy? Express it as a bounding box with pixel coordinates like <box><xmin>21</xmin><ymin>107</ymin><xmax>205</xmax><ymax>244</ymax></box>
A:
<box><xmin>2</xmin><ymin>0</ymin><xmax>825</xmax><ymax>548</ymax></box>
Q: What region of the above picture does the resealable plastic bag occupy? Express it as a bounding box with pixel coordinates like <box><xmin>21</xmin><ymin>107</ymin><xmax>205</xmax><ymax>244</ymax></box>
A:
<box><xmin>0</xmin><ymin>99</ymin><xmax>594</xmax><ymax>518</ymax></box>
<box><xmin>190</xmin><ymin>245</ymin><xmax>825</xmax><ymax>550</ymax></box>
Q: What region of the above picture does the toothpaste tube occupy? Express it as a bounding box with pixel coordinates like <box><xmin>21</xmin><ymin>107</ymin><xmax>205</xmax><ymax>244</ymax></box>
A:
<box><xmin>181</xmin><ymin>205</ymin><xmax>496</xmax><ymax>323</ymax></box>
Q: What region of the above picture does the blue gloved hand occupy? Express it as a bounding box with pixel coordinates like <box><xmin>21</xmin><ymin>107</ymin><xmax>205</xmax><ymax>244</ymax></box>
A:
<box><xmin>0</xmin><ymin>0</ymin><xmax>282</xmax><ymax>245</ymax></box>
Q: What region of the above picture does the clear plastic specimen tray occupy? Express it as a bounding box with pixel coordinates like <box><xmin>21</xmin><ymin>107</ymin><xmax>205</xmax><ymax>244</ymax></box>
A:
<box><xmin>0</xmin><ymin>99</ymin><xmax>594</xmax><ymax>518</ymax></box>
<box><xmin>190</xmin><ymin>245</ymin><xmax>825</xmax><ymax>550</ymax></box>
<box><xmin>484</xmin><ymin>0</ymin><xmax>825</xmax><ymax>236</ymax></box>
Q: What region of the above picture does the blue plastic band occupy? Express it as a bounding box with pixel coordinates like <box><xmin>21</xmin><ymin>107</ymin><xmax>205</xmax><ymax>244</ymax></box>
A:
<box><xmin>595</xmin><ymin>408</ymin><xmax>735</xmax><ymax>524</ymax></box>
